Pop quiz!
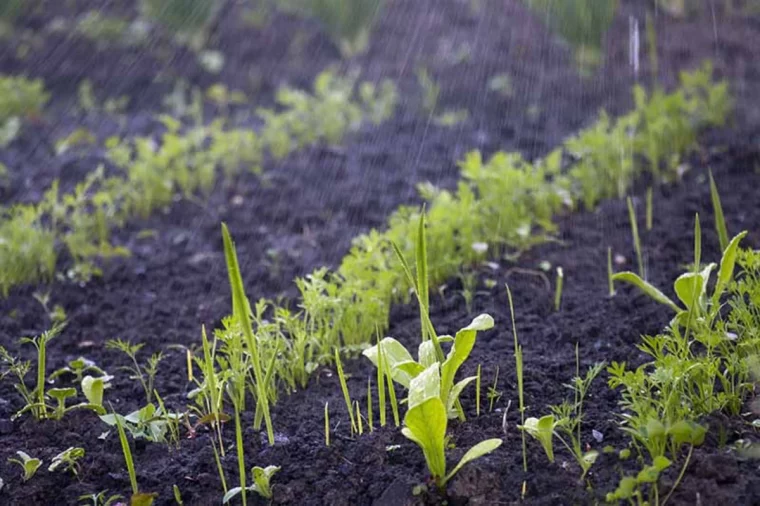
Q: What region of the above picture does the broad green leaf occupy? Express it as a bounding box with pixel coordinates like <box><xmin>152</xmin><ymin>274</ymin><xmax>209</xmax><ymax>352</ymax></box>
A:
<box><xmin>252</xmin><ymin>465</ymin><xmax>279</xmax><ymax>499</ymax></box>
<box><xmin>644</xmin><ymin>417</ymin><xmax>666</xmax><ymax>441</ymax></box>
<box><xmin>417</xmin><ymin>341</ymin><xmax>438</xmax><ymax>368</ymax></box>
<box><xmin>582</xmin><ymin>449</ymin><xmax>600</xmax><ymax>466</ymax></box>
<box><xmin>713</xmin><ymin>231</ymin><xmax>747</xmax><ymax>302</ymax></box>
<box><xmin>610</xmin><ymin>476</ymin><xmax>637</xmax><ymax>499</ymax></box>
<box><xmin>652</xmin><ymin>455</ymin><xmax>672</xmax><ymax>471</ymax></box>
<box><xmin>408</xmin><ymin>364</ymin><xmax>441</xmax><ymax>410</ymax></box>
<box><xmin>48</xmin><ymin>387</ymin><xmax>76</xmax><ymax>402</ymax></box>
<box><xmin>522</xmin><ymin>415</ymin><xmax>556</xmax><ymax>462</ymax></box>
<box><xmin>402</xmin><ymin>396</ymin><xmax>447</xmax><ymax>480</ymax></box>
<box><xmin>668</xmin><ymin>420</ymin><xmax>706</xmax><ymax>447</ymax></box>
<box><xmin>612</xmin><ymin>272</ymin><xmax>681</xmax><ymax>313</ymax></box>
<box><xmin>443</xmin><ymin>438</ymin><xmax>503</xmax><ymax>485</ymax></box>
<box><xmin>446</xmin><ymin>376</ymin><xmax>477</xmax><ymax>418</ymax></box>
<box><xmin>363</xmin><ymin>337</ymin><xmax>415</xmax><ymax>387</ymax></box>
<box><xmin>81</xmin><ymin>376</ymin><xmax>103</xmax><ymax>406</ymax></box>
<box><xmin>222</xmin><ymin>487</ymin><xmax>242</xmax><ymax>504</ymax></box>
<box><xmin>674</xmin><ymin>264</ymin><xmax>714</xmax><ymax>312</ymax></box>
<box><xmin>440</xmin><ymin>314</ymin><xmax>493</xmax><ymax>406</ymax></box>
<box><xmin>394</xmin><ymin>361</ymin><xmax>426</xmax><ymax>381</ymax></box>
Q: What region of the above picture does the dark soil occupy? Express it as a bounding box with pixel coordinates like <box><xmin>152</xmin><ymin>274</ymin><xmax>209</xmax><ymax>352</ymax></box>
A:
<box><xmin>1</xmin><ymin>1</ymin><xmax>760</xmax><ymax>505</ymax></box>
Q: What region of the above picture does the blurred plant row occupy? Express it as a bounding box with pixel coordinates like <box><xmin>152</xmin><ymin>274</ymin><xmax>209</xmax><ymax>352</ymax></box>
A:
<box><xmin>0</xmin><ymin>69</ymin><xmax>397</xmax><ymax>295</ymax></box>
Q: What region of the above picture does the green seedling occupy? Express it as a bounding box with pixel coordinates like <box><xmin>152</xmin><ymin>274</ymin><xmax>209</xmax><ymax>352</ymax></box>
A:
<box><xmin>48</xmin><ymin>447</ymin><xmax>85</xmax><ymax>477</ymax></box>
<box><xmin>487</xmin><ymin>366</ymin><xmax>502</xmax><ymax>413</ymax></box>
<box><xmin>19</xmin><ymin>324</ymin><xmax>64</xmax><ymax>419</ymax></box>
<box><xmin>367</xmin><ymin>377</ymin><xmax>374</xmax><ymax>431</ymax></box>
<box><xmin>521</xmin><ymin>355</ymin><xmax>604</xmax><ymax>480</ymax></box>
<box><xmin>324</xmin><ymin>402</ymin><xmax>330</xmax><ymax>446</ymax></box>
<box><xmin>106</xmin><ymin>339</ymin><xmax>162</xmax><ymax>405</ymax></box>
<box><xmin>173</xmin><ymin>484</ymin><xmax>183</xmax><ymax>505</ymax></box>
<box><xmin>334</xmin><ymin>348</ymin><xmax>358</xmax><ymax>435</ymax></box>
<box><xmin>8</xmin><ymin>451</ymin><xmax>42</xmax><ymax>481</ymax></box>
<box><xmin>100</xmin><ymin>403</ymin><xmax>180</xmax><ymax>443</ymax></box>
<box><xmin>606</xmin><ymin>456</ymin><xmax>671</xmax><ymax>505</ymax></box>
<box><xmin>49</xmin><ymin>357</ymin><xmax>106</xmax><ymax>384</ymax></box>
<box><xmin>627</xmin><ymin>196</ymin><xmax>645</xmax><ymax>279</ymax></box>
<box><xmin>77</xmin><ymin>490</ymin><xmax>124</xmax><ymax>506</ymax></box>
<box><xmin>416</xmin><ymin>67</ymin><xmax>440</xmax><ymax>115</ymax></box>
<box><xmin>554</xmin><ymin>267</ymin><xmax>564</xmax><ymax>311</ymax></box>
<box><xmin>506</xmin><ymin>284</ymin><xmax>527</xmax><ymax>472</ymax></box>
<box><xmin>363</xmin><ymin>313</ymin><xmax>494</xmax><ymax>420</ymax></box>
<box><xmin>613</xmin><ymin>217</ymin><xmax>747</xmax><ymax>328</ymax></box>
<box><xmin>112</xmin><ymin>404</ymin><xmax>157</xmax><ymax>506</ymax></box>
<box><xmin>708</xmin><ymin>169</ymin><xmax>729</xmax><ymax>251</ymax></box>
<box><xmin>646</xmin><ymin>187</ymin><xmax>653</xmax><ymax>231</ymax></box>
<box><xmin>475</xmin><ymin>364</ymin><xmax>481</xmax><ymax>416</ymax></box>
<box><xmin>402</xmin><ymin>364</ymin><xmax>502</xmax><ymax>491</ymax></box>
<box><xmin>223</xmin><ymin>465</ymin><xmax>280</xmax><ymax>503</ymax></box>
<box><xmin>608</xmin><ymin>247</ymin><xmax>615</xmax><ymax>296</ymax></box>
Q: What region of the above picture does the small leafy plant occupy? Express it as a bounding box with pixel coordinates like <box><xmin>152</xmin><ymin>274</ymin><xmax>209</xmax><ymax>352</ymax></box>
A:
<box><xmin>402</xmin><ymin>364</ymin><xmax>502</xmax><ymax>491</ymax></box>
<box><xmin>8</xmin><ymin>451</ymin><xmax>42</xmax><ymax>481</ymax></box>
<box><xmin>222</xmin><ymin>465</ymin><xmax>280</xmax><ymax>503</ymax></box>
<box><xmin>48</xmin><ymin>447</ymin><xmax>85</xmax><ymax>477</ymax></box>
<box><xmin>106</xmin><ymin>339</ymin><xmax>163</xmax><ymax>405</ymax></box>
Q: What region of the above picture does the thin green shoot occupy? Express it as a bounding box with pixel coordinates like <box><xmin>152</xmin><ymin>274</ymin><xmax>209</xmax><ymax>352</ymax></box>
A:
<box><xmin>367</xmin><ymin>377</ymin><xmax>374</xmax><ymax>432</ymax></box>
<box><xmin>221</xmin><ymin>223</ymin><xmax>274</xmax><ymax>445</ymax></box>
<box><xmin>476</xmin><ymin>364</ymin><xmax>481</xmax><ymax>417</ymax></box>
<box><xmin>646</xmin><ymin>186</ymin><xmax>653</xmax><ymax>231</ymax></box>
<box><xmin>488</xmin><ymin>366</ymin><xmax>501</xmax><ymax>412</ymax></box>
<box><xmin>708</xmin><ymin>168</ymin><xmax>729</xmax><ymax>252</ymax></box>
<box><xmin>384</xmin><ymin>348</ymin><xmax>401</xmax><ymax>426</ymax></box>
<box><xmin>334</xmin><ymin>348</ymin><xmax>357</xmax><ymax>435</ymax></box>
<box><xmin>20</xmin><ymin>325</ymin><xmax>63</xmax><ymax>419</ymax></box>
<box><xmin>506</xmin><ymin>283</ymin><xmax>527</xmax><ymax>472</ymax></box>
<box><xmin>210</xmin><ymin>436</ymin><xmax>228</xmax><ymax>495</ymax></box>
<box><xmin>376</xmin><ymin>333</ymin><xmax>387</xmax><ymax>427</ymax></box>
<box><xmin>608</xmin><ymin>247</ymin><xmax>616</xmax><ymax>296</ymax></box>
<box><xmin>354</xmin><ymin>400</ymin><xmax>363</xmax><ymax>435</ymax></box>
<box><xmin>554</xmin><ymin>267</ymin><xmax>564</xmax><ymax>312</ymax></box>
<box><xmin>112</xmin><ymin>403</ymin><xmax>138</xmax><ymax>496</ymax></box>
<box><xmin>324</xmin><ymin>402</ymin><xmax>330</xmax><ymax>447</ymax></box>
<box><xmin>627</xmin><ymin>196</ymin><xmax>645</xmax><ymax>278</ymax></box>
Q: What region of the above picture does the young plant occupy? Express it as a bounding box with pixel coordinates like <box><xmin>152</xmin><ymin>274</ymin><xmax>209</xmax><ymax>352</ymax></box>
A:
<box><xmin>48</xmin><ymin>447</ymin><xmax>85</xmax><ymax>477</ymax></box>
<box><xmin>324</xmin><ymin>402</ymin><xmax>330</xmax><ymax>447</ymax></box>
<box><xmin>223</xmin><ymin>466</ymin><xmax>280</xmax><ymax>503</ymax></box>
<box><xmin>334</xmin><ymin>348</ymin><xmax>358</xmax><ymax>435</ymax></box>
<box><xmin>506</xmin><ymin>284</ymin><xmax>527</xmax><ymax>472</ymax></box>
<box><xmin>112</xmin><ymin>405</ymin><xmax>157</xmax><ymax>506</ymax></box>
<box><xmin>402</xmin><ymin>364</ymin><xmax>502</xmax><ymax>491</ymax></box>
<box><xmin>608</xmin><ymin>247</ymin><xmax>616</xmax><ymax>296</ymax></box>
<box><xmin>100</xmin><ymin>403</ymin><xmax>180</xmax><ymax>443</ymax></box>
<box><xmin>49</xmin><ymin>357</ymin><xmax>106</xmax><ymax>384</ymax></box>
<box><xmin>77</xmin><ymin>491</ymin><xmax>124</xmax><ymax>506</ymax></box>
<box><xmin>521</xmin><ymin>353</ymin><xmax>604</xmax><ymax>481</ymax></box>
<box><xmin>106</xmin><ymin>339</ymin><xmax>162</xmax><ymax>405</ymax></box>
<box><xmin>627</xmin><ymin>196</ymin><xmax>645</xmax><ymax>279</ymax></box>
<box><xmin>554</xmin><ymin>266</ymin><xmax>564</xmax><ymax>311</ymax></box>
<box><xmin>487</xmin><ymin>366</ymin><xmax>502</xmax><ymax>413</ymax></box>
<box><xmin>613</xmin><ymin>216</ymin><xmax>747</xmax><ymax>328</ymax></box>
<box><xmin>708</xmin><ymin>168</ymin><xmax>729</xmax><ymax>251</ymax></box>
<box><xmin>19</xmin><ymin>324</ymin><xmax>64</xmax><ymax>419</ymax></box>
<box><xmin>8</xmin><ymin>451</ymin><xmax>42</xmax><ymax>481</ymax></box>
<box><xmin>646</xmin><ymin>186</ymin><xmax>653</xmax><ymax>231</ymax></box>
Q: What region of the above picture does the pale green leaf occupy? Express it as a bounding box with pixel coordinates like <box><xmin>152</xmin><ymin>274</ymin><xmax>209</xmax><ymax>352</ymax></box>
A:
<box><xmin>612</xmin><ymin>272</ymin><xmax>681</xmax><ymax>312</ymax></box>
<box><xmin>443</xmin><ymin>438</ymin><xmax>503</xmax><ymax>485</ymax></box>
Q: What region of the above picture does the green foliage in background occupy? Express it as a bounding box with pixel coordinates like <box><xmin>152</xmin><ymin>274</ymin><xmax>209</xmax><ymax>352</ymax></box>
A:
<box><xmin>0</xmin><ymin>75</ymin><xmax>49</xmax><ymax>147</ymax></box>
<box><xmin>524</xmin><ymin>0</ymin><xmax>619</xmax><ymax>72</ymax></box>
<box><xmin>141</xmin><ymin>0</ymin><xmax>220</xmax><ymax>35</ymax></box>
<box><xmin>276</xmin><ymin>0</ymin><xmax>383</xmax><ymax>57</ymax></box>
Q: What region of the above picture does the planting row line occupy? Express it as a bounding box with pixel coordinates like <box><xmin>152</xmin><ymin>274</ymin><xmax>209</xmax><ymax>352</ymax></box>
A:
<box><xmin>0</xmin><ymin>69</ymin><xmax>397</xmax><ymax>294</ymax></box>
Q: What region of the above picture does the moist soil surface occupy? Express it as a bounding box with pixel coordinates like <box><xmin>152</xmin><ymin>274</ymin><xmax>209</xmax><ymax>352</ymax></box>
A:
<box><xmin>1</xmin><ymin>1</ymin><xmax>760</xmax><ymax>505</ymax></box>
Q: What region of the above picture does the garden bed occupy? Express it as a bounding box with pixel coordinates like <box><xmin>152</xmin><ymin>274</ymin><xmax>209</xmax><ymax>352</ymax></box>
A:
<box><xmin>1</xmin><ymin>1</ymin><xmax>760</xmax><ymax>505</ymax></box>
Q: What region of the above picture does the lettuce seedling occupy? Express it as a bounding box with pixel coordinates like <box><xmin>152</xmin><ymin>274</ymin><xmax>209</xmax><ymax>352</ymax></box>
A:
<box><xmin>402</xmin><ymin>365</ymin><xmax>502</xmax><ymax>491</ymax></box>
<box><xmin>100</xmin><ymin>403</ymin><xmax>180</xmax><ymax>443</ymax></box>
<box><xmin>77</xmin><ymin>490</ymin><xmax>123</xmax><ymax>506</ymax></box>
<box><xmin>49</xmin><ymin>357</ymin><xmax>106</xmax><ymax>384</ymax></box>
<box><xmin>48</xmin><ymin>447</ymin><xmax>85</xmax><ymax>477</ymax></box>
<box><xmin>363</xmin><ymin>314</ymin><xmax>494</xmax><ymax>420</ymax></box>
<box><xmin>222</xmin><ymin>466</ymin><xmax>280</xmax><ymax>503</ymax></box>
<box><xmin>8</xmin><ymin>451</ymin><xmax>42</xmax><ymax>481</ymax></box>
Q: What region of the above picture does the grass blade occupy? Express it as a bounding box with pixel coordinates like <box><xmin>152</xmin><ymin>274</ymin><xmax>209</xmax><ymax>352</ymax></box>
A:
<box><xmin>708</xmin><ymin>169</ymin><xmax>729</xmax><ymax>252</ymax></box>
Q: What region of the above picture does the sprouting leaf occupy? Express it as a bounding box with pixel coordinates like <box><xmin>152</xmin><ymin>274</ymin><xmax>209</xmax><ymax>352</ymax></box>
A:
<box><xmin>521</xmin><ymin>415</ymin><xmax>556</xmax><ymax>462</ymax></box>
<box><xmin>81</xmin><ymin>375</ymin><xmax>104</xmax><ymax>406</ymax></box>
<box><xmin>611</xmin><ymin>272</ymin><xmax>681</xmax><ymax>313</ymax></box>
<box><xmin>673</xmin><ymin>264</ymin><xmax>714</xmax><ymax>312</ymax></box>
<box><xmin>402</xmin><ymin>396</ymin><xmax>447</xmax><ymax>480</ymax></box>
<box><xmin>713</xmin><ymin>231</ymin><xmax>747</xmax><ymax>301</ymax></box>
<box><xmin>443</xmin><ymin>438</ymin><xmax>503</xmax><ymax>485</ymax></box>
